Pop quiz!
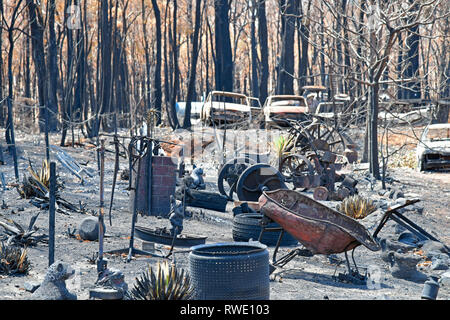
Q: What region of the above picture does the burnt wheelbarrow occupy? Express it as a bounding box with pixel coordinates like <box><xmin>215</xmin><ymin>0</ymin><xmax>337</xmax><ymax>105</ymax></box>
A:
<box><xmin>257</xmin><ymin>189</ymin><xmax>381</xmax><ymax>284</ymax></box>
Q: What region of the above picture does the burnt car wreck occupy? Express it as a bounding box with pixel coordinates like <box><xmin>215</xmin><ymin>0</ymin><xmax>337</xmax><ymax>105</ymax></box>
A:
<box><xmin>416</xmin><ymin>123</ymin><xmax>450</xmax><ymax>171</ymax></box>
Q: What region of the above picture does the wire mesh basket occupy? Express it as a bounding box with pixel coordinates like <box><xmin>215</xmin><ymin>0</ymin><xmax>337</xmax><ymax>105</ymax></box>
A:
<box><xmin>188</xmin><ymin>242</ymin><xmax>270</xmax><ymax>300</ymax></box>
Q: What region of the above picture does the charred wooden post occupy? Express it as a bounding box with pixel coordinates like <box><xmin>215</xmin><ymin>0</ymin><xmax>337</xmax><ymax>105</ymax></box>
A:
<box><xmin>0</xmin><ymin>144</ymin><xmax>4</xmax><ymax>165</ymax></box>
<box><xmin>108</xmin><ymin>134</ymin><xmax>120</xmax><ymax>226</ymax></box>
<box><xmin>0</xmin><ymin>172</ymin><xmax>5</xmax><ymax>191</ymax></box>
<box><xmin>97</xmin><ymin>140</ymin><xmax>107</xmax><ymax>273</ymax></box>
<box><xmin>44</xmin><ymin>104</ymin><xmax>50</xmax><ymax>162</ymax></box>
<box><xmin>127</xmin><ymin>147</ymin><xmax>142</xmax><ymax>263</ymax></box>
<box><xmin>48</xmin><ymin>162</ymin><xmax>56</xmax><ymax>266</ymax></box>
<box><xmin>6</xmin><ymin>99</ymin><xmax>18</xmax><ymax>181</ymax></box>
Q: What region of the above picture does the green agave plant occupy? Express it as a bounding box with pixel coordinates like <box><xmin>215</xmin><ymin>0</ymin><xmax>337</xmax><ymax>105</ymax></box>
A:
<box><xmin>126</xmin><ymin>261</ymin><xmax>193</xmax><ymax>300</ymax></box>
<box><xmin>272</xmin><ymin>135</ymin><xmax>294</xmax><ymax>171</ymax></box>
<box><xmin>336</xmin><ymin>194</ymin><xmax>377</xmax><ymax>220</ymax></box>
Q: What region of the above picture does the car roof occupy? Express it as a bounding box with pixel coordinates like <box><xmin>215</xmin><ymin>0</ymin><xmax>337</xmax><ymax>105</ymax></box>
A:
<box><xmin>301</xmin><ymin>85</ymin><xmax>327</xmax><ymax>91</ymax></box>
<box><xmin>268</xmin><ymin>95</ymin><xmax>306</xmax><ymax>100</ymax></box>
<box><xmin>209</xmin><ymin>91</ymin><xmax>247</xmax><ymax>99</ymax></box>
<box><xmin>427</xmin><ymin>123</ymin><xmax>450</xmax><ymax>129</ymax></box>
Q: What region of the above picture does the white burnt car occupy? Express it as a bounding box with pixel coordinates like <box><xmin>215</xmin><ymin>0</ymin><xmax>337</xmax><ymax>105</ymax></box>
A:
<box><xmin>262</xmin><ymin>95</ymin><xmax>308</xmax><ymax>128</ymax></box>
<box><xmin>416</xmin><ymin>123</ymin><xmax>450</xmax><ymax>171</ymax></box>
<box><xmin>200</xmin><ymin>91</ymin><xmax>253</xmax><ymax>125</ymax></box>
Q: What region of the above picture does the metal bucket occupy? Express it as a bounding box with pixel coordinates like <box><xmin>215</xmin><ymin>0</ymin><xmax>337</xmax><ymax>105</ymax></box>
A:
<box><xmin>188</xmin><ymin>242</ymin><xmax>270</xmax><ymax>300</ymax></box>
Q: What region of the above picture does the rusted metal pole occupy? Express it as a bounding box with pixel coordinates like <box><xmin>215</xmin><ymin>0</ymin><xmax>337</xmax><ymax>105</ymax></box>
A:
<box><xmin>48</xmin><ymin>161</ymin><xmax>56</xmax><ymax>266</ymax></box>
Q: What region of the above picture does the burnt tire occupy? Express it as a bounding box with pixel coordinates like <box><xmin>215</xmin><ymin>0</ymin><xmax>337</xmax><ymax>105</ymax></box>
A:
<box><xmin>232</xmin><ymin>214</ymin><xmax>298</xmax><ymax>247</ymax></box>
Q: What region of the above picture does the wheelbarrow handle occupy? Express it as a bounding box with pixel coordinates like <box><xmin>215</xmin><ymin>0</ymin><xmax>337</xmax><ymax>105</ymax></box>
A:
<box><xmin>372</xmin><ymin>199</ymin><xmax>421</xmax><ymax>239</ymax></box>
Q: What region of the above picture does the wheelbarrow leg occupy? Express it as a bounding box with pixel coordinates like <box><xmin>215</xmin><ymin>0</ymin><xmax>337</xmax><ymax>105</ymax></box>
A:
<box><xmin>336</xmin><ymin>243</ymin><xmax>366</xmax><ymax>285</ymax></box>
<box><xmin>344</xmin><ymin>250</ymin><xmax>353</xmax><ymax>276</ymax></box>
<box><xmin>272</xmin><ymin>229</ymin><xmax>285</xmax><ymax>264</ymax></box>
<box><xmin>351</xmin><ymin>248</ymin><xmax>359</xmax><ymax>274</ymax></box>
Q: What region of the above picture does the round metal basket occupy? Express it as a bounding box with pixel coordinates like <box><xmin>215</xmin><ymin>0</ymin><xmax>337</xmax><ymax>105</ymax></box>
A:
<box><xmin>188</xmin><ymin>242</ymin><xmax>270</xmax><ymax>300</ymax></box>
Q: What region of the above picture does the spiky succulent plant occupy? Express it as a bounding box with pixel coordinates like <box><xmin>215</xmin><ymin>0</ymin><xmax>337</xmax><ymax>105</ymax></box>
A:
<box><xmin>272</xmin><ymin>135</ymin><xmax>294</xmax><ymax>171</ymax></box>
<box><xmin>0</xmin><ymin>242</ymin><xmax>31</xmax><ymax>275</ymax></box>
<box><xmin>336</xmin><ymin>194</ymin><xmax>377</xmax><ymax>219</ymax></box>
<box><xmin>126</xmin><ymin>261</ymin><xmax>193</xmax><ymax>300</ymax></box>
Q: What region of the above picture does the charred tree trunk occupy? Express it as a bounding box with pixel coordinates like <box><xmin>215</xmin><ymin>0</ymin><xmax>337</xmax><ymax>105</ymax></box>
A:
<box><xmin>250</xmin><ymin>2</ymin><xmax>259</xmax><ymax>100</ymax></box>
<box><xmin>142</xmin><ymin>0</ymin><xmax>151</xmax><ymax>114</ymax></box>
<box><xmin>74</xmin><ymin>21</ymin><xmax>87</xmax><ymax>134</ymax></box>
<box><xmin>404</xmin><ymin>26</ymin><xmax>421</xmax><ymax>99</ymax></box>
<box><xmin>297</xmin><ymin>0</ymin><xmax>309</xmax><ymax>89</ymax></box>
<box><xmin>214</xmin><ymin>0</ymin><xmax>233</xmax><ymax>92</ymax></box>
<box><xmin>2</xmin><ymin>0</ymin><xmax>22</xmax><ymax>181</ymax></box>
<box><xmin>341</xmin><ymin>0</ymin><xmax>352</xmax><ymax>96</ymax></box>
<box><xmin>403</xmin><ymin>0</ymin><xmax>421</xmax><ymax>100</ymax></box>
<box><xmin>163</xmin><ymin>4</ymin><xmax>171</xmax><ymax>127</ymax></box>
<box><xmin>0</xmin><ymin>0</ymin><xmax>3</xmax><ymax>127</ymax></box>
<box><xmin>356</xmin><ymin>0</ymin><xmax>365</xmax><ymax>99</ymax></box>
<box><xmin>257</xmin><ymin>0</ymin><xmax>269</xmax><ymax>105</ymax></box>
<box><xmin>397</xmin><ymin>32</ymin><xmax>404</xmax><ymax>100</ymax></box>
<box><xmin>47</xmin><ymin>0</ymin><xmax>58</xmax><ymax>132</ymax></box>
<box><xmin>24</xmin><ymin>25</ymin><xmax>31</xmax><ymax>99</ymax></box>
<box><xmin>184</xmin><ymin>0</ymin><xmax>202</xmax><ymax>129</ymax></box>
<box><xmin>169</xmin><ymin>0</ymin><xmax>180</xmax><ymax>129</ymax></box>
<box><xmin>61</xmin><ymin>0</ymin><xmax>74</xmax><ymax>146</ymax></box>
<box><xmin>368</xmin><ymin>78</ymin><xmax>380</xmax><ymax>179</ymax></box>
<box><xmin>367</xmin><ymin>17</ymin><xmax>380</xmax><ymax>179</ymax></box>
<box><xmin>99</xmin><ymin>0</ymin><xmax>112</xmax><ymax>132</ymax></box>
<box><xmin>27</xmin><ymin>0</ymin><xmax>51</xmax><ymax>133</ymax></box>
<box><xmin>319</xmin><ymin>5</ymin><xmax>326</xmax><ymax>87</ymax></box>
<box><xmin>434</xmin><ymin>25</ymin><xmax>449</xmax><ymax>124</ymax></box>
<box><xmin>151</xmin><ymin>0</ymin><xmax>163</xmax><ymax>125</ymax></box>
<box><xmin>277</xmin><ymin>0</ymin><xmax>295</xmax><ymax>94</ymax></box>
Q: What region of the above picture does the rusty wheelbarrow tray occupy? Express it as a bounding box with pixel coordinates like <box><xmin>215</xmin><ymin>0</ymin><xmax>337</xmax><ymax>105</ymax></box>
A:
<box><xmin>258</xmin><ymin>189</ymin><xmax>381</xmax><ymax>281</ymax></box>
<box><xmin>259</xmin><ymin>189</ymin><xmax>380</xmax><ymax>254</ymax></box>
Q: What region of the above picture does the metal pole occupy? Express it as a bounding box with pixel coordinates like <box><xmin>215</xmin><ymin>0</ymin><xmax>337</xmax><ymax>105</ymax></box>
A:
<box><xmin>48</xmin><ymin>161</ymin><xmax>56</xmax><ymax>266</ymax></box>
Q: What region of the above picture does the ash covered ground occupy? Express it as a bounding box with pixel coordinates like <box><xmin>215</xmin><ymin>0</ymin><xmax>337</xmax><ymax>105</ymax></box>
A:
<box><xmin>0</xmin><ymin>125</ymin><xmax>449</xmax><ymax>300</ymax></box>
